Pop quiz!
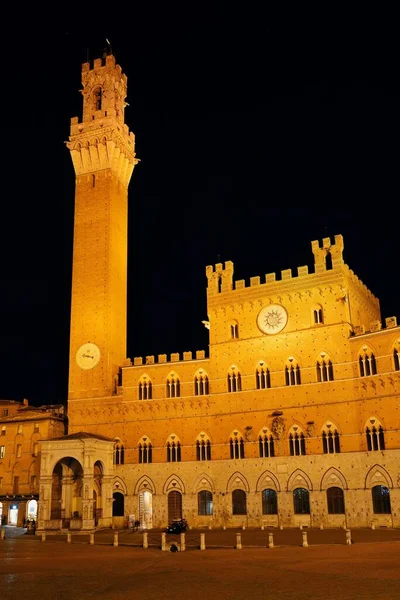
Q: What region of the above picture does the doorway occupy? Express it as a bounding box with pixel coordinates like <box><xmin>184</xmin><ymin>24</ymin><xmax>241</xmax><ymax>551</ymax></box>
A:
<box><xmin>27</xmin><ymin>499</ymin><xmax>38</xmax><ymax>522</ymax></box>
<box><xmin>139</xmin><ymin>490</ymin><xmax>153</xmax><ymax>529</ymax></box>
<box><xmin>9</xmin><ymin>504</ymin><xmax>18</xmax><ymax>525</ymax></box>
<box><xmin>168</xmin><ymin>491</ymin><xmax>182</xmax><ymax>522</ymax></box>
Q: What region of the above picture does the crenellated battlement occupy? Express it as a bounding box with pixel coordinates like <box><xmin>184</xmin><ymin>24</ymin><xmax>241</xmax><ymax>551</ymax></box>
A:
<box><xmin>70</xmin><ymin>52</ymin><xmax>130</xmax><ymax>135</ymax></box>
<box><xmin>311</xmin><ymin>234</ymin><xmax>344</xmax><ymax>272</ymax></box>
<box><xmin>206</xmin><ymin>261</ymin><xmax>234</xmax><ymax>296</ymax></box>
<box><xmin>81</xmin><ymin>54</ymin><xmax>125</xmax><ymax>83</ymax></box>
<box><xmin>346</xmin><ymin>266</ymin><xmax>379</xmax><ymax>306</ymax></box>
<box><xmin>125</xmin><ymin>350</ymin><xmax>208</xmax><ymax>368</ymax></box>
<box><xmin>206</xmin><ymin>235</ymin><xmax>348</xmax><ymax>296</ymax></box>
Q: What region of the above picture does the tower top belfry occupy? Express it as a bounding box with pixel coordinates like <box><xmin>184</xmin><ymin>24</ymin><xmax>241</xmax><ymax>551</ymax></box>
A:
<box><xmin>67</xmin><ymin>53</ymin><xmax>139</xmax><ymax>187</ymax></box>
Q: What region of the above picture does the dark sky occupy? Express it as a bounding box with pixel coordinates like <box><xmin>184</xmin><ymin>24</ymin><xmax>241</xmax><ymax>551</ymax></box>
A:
<box><xmin>1</xmin><ymin>10</ymin><xmax>399</xmax><ymax>406</ymax></box>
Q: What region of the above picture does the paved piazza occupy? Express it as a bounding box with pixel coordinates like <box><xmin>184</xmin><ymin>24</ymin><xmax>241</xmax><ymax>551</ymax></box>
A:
<box><xmin>1</xmin><ymin>528</ymin><xmax>400</xmax><ymax>600</ymax></box>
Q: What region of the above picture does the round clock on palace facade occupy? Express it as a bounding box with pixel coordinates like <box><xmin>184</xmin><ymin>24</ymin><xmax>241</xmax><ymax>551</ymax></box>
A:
<box><xmin>76</xmin><ymin>342</ymin><xmax>101</xmax><ymax>370</ymax></box>
<box><xmin>257</xmin><ymin>304</ymin><xmax>288</xmax><ymax>335</ymax></box>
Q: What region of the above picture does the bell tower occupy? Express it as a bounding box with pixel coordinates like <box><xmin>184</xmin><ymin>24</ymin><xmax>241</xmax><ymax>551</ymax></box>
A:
<box><xmin>67</xmin><ymin>53</ymin><xmax>138</xmax><ymax>400</ymax></box>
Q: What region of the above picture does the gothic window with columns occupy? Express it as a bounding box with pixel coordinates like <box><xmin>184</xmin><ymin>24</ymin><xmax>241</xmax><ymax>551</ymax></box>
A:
<box><xmin>113</xmin><ymin>439</ymin><xmax>125</xmax><ymax>465</ymax></box>
<box><xmin>194</xmin><ymin>371</ymin><xmax>209</xmax><ymax>395</ymax></box>
<box><xmin>166</xmin><ymin>435</ymin><xmax>181</xmax><ymax>462</ymax></box>
<box><xmin>166</xmin><ymin>373</ymin><xmax>181</xmax><ymax>398</ymax></box>
<box><xmin>365</xmin><ymin>418</ymin><xmax>385</xmax><ymax>451</ymax></box>
<box><xmin>285</xmin><ymin>358</ymin><xmax>301</xmax><ymax>386</ymax></box>
<box><xmin>313</xmin><ymin>305</ymin><xmax>324</xmax><ymax>324</ymax></box>
<box><xmin>138</xmin><ymin>437</ymin><xmax>153</xmax><ymax>464</ymax></box>
<box><xmin>289</xmin><ymin>426</ymin><xmax>306</xmax><ymax>456</ymax></box>
<box><xmin>138</xmin><ymin>376</ymin><xmax>152</xmax><ymax>400</ymax></box>
<box><xmin>316</xmin><ymin>353</ymin><xmax>334</xmax><ymax>382</ymax></box>
<box><xmin>256</xmin><ymin>362</ymin><xmax>271</xmax><ymax>389</ymax></box>
<box><xmin>359</xmin><ymin>347</ymin><xmax>377</xmax><ymax>377</ymax></box>
<box><xmin>258</xmin><ymin>428</ymin><xmax>275</xmax><ymax>458</ymax></box>
<box><xmin>196</xmin><ymin>433</ymin><xmax>212</xmax><ymax>461</ymax></box>
<box><xmin>229</xmin><ymin>431</ymin><xmax>245</xmax><ymax>459</ymax></box>
<box><xmin>322</xmin><ymin>423</ymin><xmax>341</xmax><ymax>454</ymax></box>
<box><xmin>227</xmin><ymin>366</ymin><xmax>242</xmax><ymax>392</ymax></box>
<box><xmin>230</xmin><ymin>320</ymin><xmax>239</xmax><ymax>339</ymax></box>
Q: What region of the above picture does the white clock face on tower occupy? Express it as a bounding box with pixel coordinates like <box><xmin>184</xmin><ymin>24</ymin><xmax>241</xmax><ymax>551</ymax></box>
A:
<box><xmin>257</xmin><ymin>304</ymin><xmax>288</xmax><ymax>335</ymax></box>
<box><xmin>76</xmin><ymin>343</ymin><xmax>101</xmax><ymax>370</ymax></box>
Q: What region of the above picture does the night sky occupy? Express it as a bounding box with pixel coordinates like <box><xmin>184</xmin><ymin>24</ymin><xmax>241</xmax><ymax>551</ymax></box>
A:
<box><xmin>1</xmin><ymin>10</ymin><xmax>399</xmax><ymax>407</ymax></box>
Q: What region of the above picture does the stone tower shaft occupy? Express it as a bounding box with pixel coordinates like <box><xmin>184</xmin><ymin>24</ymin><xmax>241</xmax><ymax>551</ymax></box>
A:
<box><xmin>67</xmin><ymin>53</ymin><xmax>138</xmax><ymax>401</ymax></box>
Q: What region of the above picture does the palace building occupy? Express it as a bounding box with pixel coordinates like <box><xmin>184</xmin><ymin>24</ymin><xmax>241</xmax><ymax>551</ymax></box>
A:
<box><xmin>31</xmin><ymin>53</ymin><xmax>399</xmax><ymax>532</ymax></box>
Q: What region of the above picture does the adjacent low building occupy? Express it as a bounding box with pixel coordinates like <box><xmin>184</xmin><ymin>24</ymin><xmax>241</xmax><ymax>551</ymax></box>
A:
<box><xmin>0</xmin><ymin>399</ymin><xmax>66</xmax><ymax>526</ymax></box>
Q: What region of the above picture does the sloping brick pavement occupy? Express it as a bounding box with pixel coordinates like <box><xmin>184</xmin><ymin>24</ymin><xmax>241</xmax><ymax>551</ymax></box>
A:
<box><xmin>1</xmin><ymin>528</ymin><xmax>399</xmax><ymax>600</ymax></box>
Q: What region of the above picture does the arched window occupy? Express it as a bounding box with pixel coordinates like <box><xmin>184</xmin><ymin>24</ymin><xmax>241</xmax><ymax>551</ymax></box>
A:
<box><xmin>230</xmin><ymin>321</ymin><xmax>239</xmax><ymax>339</ymax></box>
<box><xmin>198</xmin><ymin>490</ymin><xmax>213</xmax><ymax>515</ymax></box>
<box><xmin>113</xmin><ymin>440</ymin><xmax>125</xmax><ymax>465</ymax></box>
<box><xmin>327</xmin><ymin>487</ymin><xmax>345</xmax><ymax>514</ymax></box>
<box><xmin>166</xmin><ymin>437</ymin><xmax>181</xmax><ymax>462</ymax></box>
<box><xmin>325</xmin><ymin>251</ymin><xmax>333</xmax><ymax>270</ymax></box>
<box><xmin>256</xmin><ymin>362</ymin><xmax>271</xmax><ymax>389</ymax></box>
<box><xmin>258</xmin><ymin>429</ymin><xmax>275</xmax><ymax>458</ymax></box>
<box><xmin>393</xmin><ymin>344</ymin><xmax>400</xmax><ymax>371</ymax></box>
<box><xmin>293</xmin><ymin>488</ymin><xmax>310</xmax><ymax>514</ymax></box>
<box><xmin>316</xmin><ymin>355</ymin><xmax>334</xmax><ymax>382</ymax></box>
<box><xmin>166</xmin><ymin>373</ymin><xmax>181</xmax><ymax>398</ymax></box>
<box><xmin>232</xmin><ymin>489</ymin><xmax>247</xmax><ymax>515</ymax></box>
<box><xmin>322</xmin><ymin>425</ymin><xmax>340</xmax><ymax>454</ymax></box>
<box><xmin>372</xmin><ymin>485</ymin><xmax>391</xmax><ymax>514</ymax></box>
<box><xmin>194</xmin><ymin>371</ymin><xmax>209</xmax><ymax>396</ymax></box>
<box><xmin>196</xmin><ymin>434</ymin><xmax>212</xmax><ymax>461</ymax></box>
<box><xmin>365</xmin><ymin>419</ymin><xmax>385</xmax><ymax>451</ymax></box>
<box><xmin>261</xmin><ymin>489</ymin><xmax>278</xmax><ymax>515</ymax></box>
<box><xmin>285</xmin><ymin>359</ymin><xmax>301</xmax><ymax>386</ymax></box>
<box><xmin>227</xmin><ymin>366</ymin><xmax>242</xmax><ymax>392</ymax></box>
<box><xmin>313</xmin><ymin>306</ymin><xmax>324</xmax><ymax>324</ymax></box>
<box><xmin>93</xmin><ymin>87</ymin><xmax>102</xmax><ymax>111</ymax></box>
<box><xmin>359</xmin><ymin>348</ymin><xmax>377</xmax><ymax>377</ymax></box>
<box><xmin>229</xmin><ymin>432</ymin><xmax>245</xmax><ymax>459</ymax></box>
<box><xmin>138</xmin><ymin>376</ymin><xmax>152</xmax><ymax>400</ymax></box>
<box><xmin>289</xmin><ymin>428</ymin><xmax>306</xmax><ymax>456</ymax></box>
<box><xmin>138</xmin><ymin>437</ymin><xmax>153</xmax><ymax>464</ymax></box>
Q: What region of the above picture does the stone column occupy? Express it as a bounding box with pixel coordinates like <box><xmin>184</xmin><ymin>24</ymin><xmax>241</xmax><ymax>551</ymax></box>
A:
<box><xmin>37</xmin><ymin>476</ymin><xmax>52</xmax><ymax>530</ymax></box>
<box><xmin>62</xmin><ymin>475</ymin><xmax>74</xmax><ymax>520</ymax></box>
<box><xmin>99</xmin><ymin>475</ymin><xmax>114</xmax><ymax>528</ymax></box>
<box><xmin>81</xmin><ymin>479</ymin><xmax>95</xmax><ymax>530</ymax></box>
